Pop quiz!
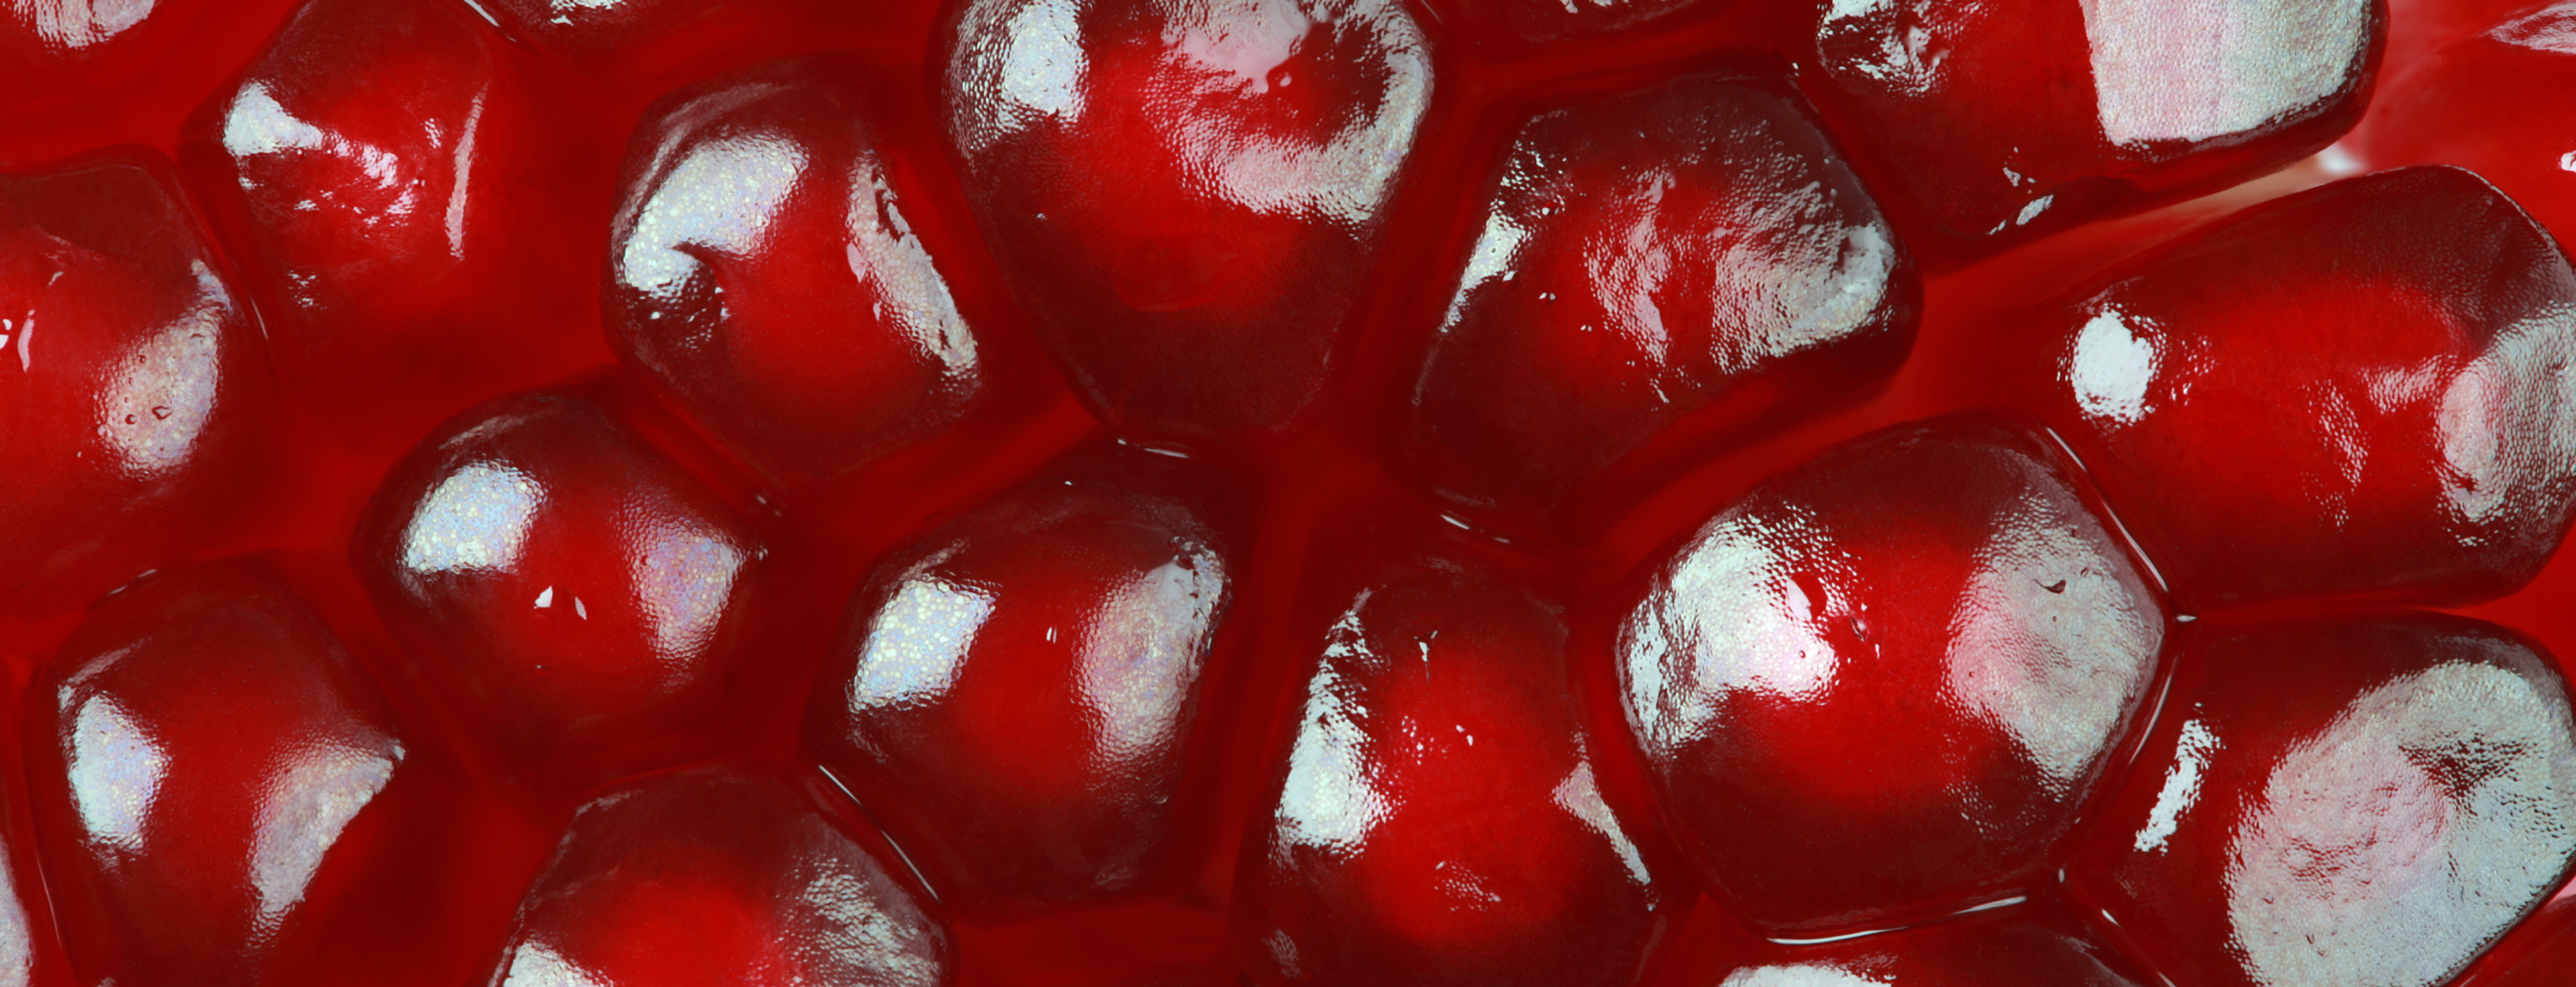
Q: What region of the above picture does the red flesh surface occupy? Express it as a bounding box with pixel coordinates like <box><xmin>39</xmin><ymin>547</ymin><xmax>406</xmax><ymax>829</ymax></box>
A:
<box><xmin>0</xmin><ymin>1</ymin><xmax>2573</xmax><ymax>986</ymax></box>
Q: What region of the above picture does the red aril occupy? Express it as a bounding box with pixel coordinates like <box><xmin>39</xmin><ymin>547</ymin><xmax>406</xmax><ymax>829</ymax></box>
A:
<box><xmin>0</xmin><ymin>152</ymin><xmax>274</xmax><ymax>617</ymax></box>
<box><xmin>803</xmin><ymin>443</ymin><xmax>1244</xmax><ymax>918</ymax></box>
<box><xmin>23</xmin><ymin>560</ymin><xmax>405</xmax><ymax>987</ymax></box>
<box><xmin>1231</xmin><ymin>504</ymin><xmax>1688</xmax><ymax>987</ymax></box>
<box><xmin>1995</xmin><ymin>165</ymin><xmax>2576</xmax><ymax>612</ymax></box>
<box><xmin>352</xmin><ymin>391</ymin><xmax>768</xmax><ymax>785</ymax></box>
<box><xmin>1796</xmin><ymin>0</ymin><xmax>2381</xmax><ymax>264</ymax></box>
<box><xmin>1617</xmin><ymin>415</ymin><xmax>2165</xmax><ymax>936</ymax></box>
<box><xmin>1393</xmin><ymin>67</ymin><xmax>1917</xmax><ymax>531</ymax></box>
<box><xmin>605</xmin><ymin>53</ymin><xmax>996</xmax><ymax>485</ymax></box>
<box><xmin>939</xmin><ymin>0</ymin><xmax>1432</xmax><ymax>445</ymax></box>
<box><xmin>2067</xmin><ymin>613</ymin><xmax>2576</xmax><ymax>987</ymax></box>
<box><xmin>178</xmin><ymin>0</ymin><xmax>606</xmax><ymax>447</ymax></box>
<box><xmin>486</xmin><ymin>763</ymin><xmax>951</xmax><ymax>986</ymax></box>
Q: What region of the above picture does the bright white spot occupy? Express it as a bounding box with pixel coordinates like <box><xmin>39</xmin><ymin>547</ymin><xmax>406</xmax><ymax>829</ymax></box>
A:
<box><xmin>1945</xmin><ymin>481</ymin><xmax>2161</xmax><ymax>787</ymax></box>
<box><xmin>2494</xmin><ymin>3</ymin><xmax>2576</xmax><ymax>56</ymax></box>
<box><xmin>2135</xmin><ymin>717</ymin><xmax>2220</xmax><ymax>852</ymax></box>
<box><xmin>1436</xmin><ymin>213</ymin><xmax>1531</xmax><ymax>334</ymax></box>
<box><xmin>1551</xmin><ymin>757</ymin><xmax>1652</xmax><ymax>886</ymax></box>
<box><xmin>621</xmin><ymin>134</ymin><xmax>810</xmax><ymax>297</ymax></box>
<box><xmin>497</xmin><ymin>941</ymin><xmax>614</xmax><ymax>987</ymax></box>
<box><xmin>1187</xmin><ymin>0</ymin><xmax>1431</xmax><ymax>223</ymax></box>
<box><xmin>2224</xmin><ymin>660</ymin><xmax>2576</xmax><ymax>987</ymax></box>
<box><xmin>221</xmin><ymin>84</ymin><xmax>331</xmax><ymax>159</ymax></box>
<box><xmin>626</xmin><ymin>514</ymin><xmax>750</xmax><ymax>670</ymax></box>
<box><xmin>250</xmin><ymin>741</ymin><xmax>398</xmax><ymax>921</ymax></box>
<box><xmin>1277</xmin><ymin>594</ymin><xmax>1388</xmax><ymax>855</ymax></box>
<box><xmin>849</xmin><ymin>569</ymin><xmax>996</xmax><ymax>711</ymax></box>
<box><xmin>845</xmin><ymin>157</ymin><xmax>981</xmax><ymax>386</ymax></box>
<box><xmin>533</xmin><ymin>585</ymin><xmax>555</xmax><ymax>609</ymax></box>
<box><xmin>2081</xmin><ymin>0</ymin><xmax>2370</xmax><ymax>146</ymax></box>
<box><xmin>1620</xmin><ymin>506</ymin><xmax>1845</xmax><ymax>754</ymax></box>
<box><xmin>398</xmin><ymin>462</ymin><xmax>543</xmax><ymax>575</ymax></box>
<box><xmin>1080</xmin><ymin>552</ymin><xmax>1226</xmax><ymax>766</ymax></box>
<box><xmin>97</xmin><ymin>270</ymin><xmax>224</xmax><ymax>478</ymax></box>
<box><xmin>2016</xmin><ymin>194</ymin><xmax>2055</xmax><ymax>227</ymax></box>
<box><xmin>445</xmin><ymin>94</ymin><xmax>486</xmax><ymax>262</ymax></box>
<box><xmin>68</xmin><ymin>697</ymin><xmax>166</xmax><ymax>852</ymax></box>
<box><xmin>1000</xmin><ymin>0</ymin><xmax>1088</xmax><ymax>125</ymax></box>
<box><xmin>1170</xmin><ymin>0</ymin><xmax>1309</xmax><ymax>95</ymax></box>
<box><xmin>2070</xmin><ymin>304</ymin><xmax>2161</xmax><ymax>426</ymax></box>
<box><xmin>2437</xmin><ymin>310</ymin><xmax>2576</xmax><ymax>528</ymax></box>
<box><xmin>23</xmin><ymin>0</ymin><xmax>155</xmax><ymax>49</ymax></box>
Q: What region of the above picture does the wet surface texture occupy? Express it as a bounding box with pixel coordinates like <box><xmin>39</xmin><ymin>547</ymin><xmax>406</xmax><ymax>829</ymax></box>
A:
<box><xmin>606</xmin><ymin>54</ymin><xmax>991</xmax><ymax>483</ymax></box>
<box><xmin>1234</xmin><ymin>523</ymin><xmax>1686</xmax><ymax>987</ymax></box>
<box><xmin>1998</xmin><ymin>166</ymin><xmax>2576</xmax><ymax>612</ymax></box>
<box><xmin>0</xmin><ymin>154</ymin><xmax>271</xmax><ymax>617</ymax></box>
<box><xmin>488</xmin><ymin>764</ymin><xmax>951</xmax><ymax>987</ymax></box>
<box><xmin>2070</xmin><ymin>613</ymin><xmax>2576</xmax><ymax>987</ymax></box>
<box><xmin>804</xmin><ymin>445</ymin><xmax>1238</xmax><ymax>917</ymax></box>
<box><xmin>1798</xmin><ymin>0</ymin><xmax>2379</xmax><ymax>263</ymax></box>
<box><xmin>941</xmin><ymin>0</ymin><xmax>1432</xmax><ymax>443</ymax></box>
<box><xmin>354</xmin><ymin>392</ymin><xmax>767</xmax><ymax>783</ymax></box>
<box><xmin>1619</xmin><ymin>416</ymin><xmax>2164</xmax><ymax>935</ymax></box>
<box><xmin>1396</xmin><ymin>69</ymin><xmax>1915</xmax><ymax>530</ymax></box>
<box><xmin>25</xmin><ymin>562</ymin><xmax>404</xmax><ymax>987</ymax></box>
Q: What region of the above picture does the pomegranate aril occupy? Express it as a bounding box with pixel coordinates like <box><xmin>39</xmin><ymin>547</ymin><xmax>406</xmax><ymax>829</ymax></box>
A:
<box><xmin>488</xmin><ymin>764</ymin><xmax>951</xmax><ymax>987</ymax></box>
<box><xmin>1996</xmin><ymin>165</ymin><xmax>2576</xmax><ymax>612</ymax></box>
<box><xmin>1795</xmin><ymin>0</ymin><xmax>2379</xmax><ymax>264</ymax></box>
<box><xmin>178</xmin><ymin>0</ymin><xmax>603</xmax><ymax>445</ymax></box>
<box><xmin>606</xmin><ymin>54</ymin><xmax>991</xmax><ymax>485</ymax></box>
<box><xmin>941</xmin><ymin>0</ymin><xmax>1432</xmax><ymax>445</ymax></box>
<box><xmin>352</xmin><ymin>391</ymin><xmax>768</xmax><ymax>782</ymax></box>
<box><xmin>2353</xmin><ymin>3</ymin><xmax>2576</xmax><ymax>249</ymax></box>
<box><xmin>23</xmin><ymin>560</ymin><xmax>406</xmax><ymax>987</ymax></box>
<box><xmin>1618</xmin><ymin>414</ymin><xmax>2165</xmax><ymax>936</ymax></box>
<box><xmin>1231</xmin><ymin>512</ymin><xmax>1688</xmax><ymax>987</ymax></box>
<box><xmin>1394</xmin><ymin>68</ymin><xmax>1917</xmax><ymax>529</ymax></box>
<box><xmin>2066</xmin><ymin>612</ymin><xmax>2576</xmax><ymax>987</ymax></box>
<box><xmin>803</xmin><ymin>443</ymin><xmax>1242</xmax><ymax>918</ymax></box>
<box><xmin>0</xmin><ymin>151</ymin><xmax>274</xmax><ymax>617</ymax></box>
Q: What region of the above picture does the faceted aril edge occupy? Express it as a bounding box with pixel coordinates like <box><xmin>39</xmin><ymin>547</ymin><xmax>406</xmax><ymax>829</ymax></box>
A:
<box><xmin>1233</xmin><ymin>530</ymin><xmax>1686</xmax><ymax>987</ymax></box>
<box><xmin>1619</xmin><ymin>414</ymin><xmax>2165</xmax><ymax>935</ymax></box>
<box><xmin>1714</xmin><ymin>913</ymin><xmax>2143</xmax><ymax>987</ymax></box>
<box><xmin>1997</xmin><ymin>165</ymin><xmax>2576</xmax><ymax>611</ymax></box>
<box><xmin>488</xmin><ymin>764</ymin><xmax>950</xmax><ymax>986</ymax></box>
<box><xmin>179</xmin><ymin>0</ymin><xmax>598</xmax><ymax>434</ymax></box>
<box><xmin>942</xmin><ymin>0</ymin><xmax>1432</xmax><ymax>443</ymax></box>
<box><xmin>353</xmin><ymin>392</ymin><xmax>767</xmax><ymax>780</ymax></box>
<box><xmin>606</xmin><ymin>54</ymin><xmax>989</xmax><ymax>483</ymax></box>
<box><xmin>2357</xmin><ymin>3</ymin><xmax>2576</xmax><ymax>251</ymax></box>
<box><xmin>2069</xmin><ymin>613</ymin><xmax>2576</xmax><ymax>987</ymax></box>
<box><xmin>1798</xmin><ymin>0</ymin><xmax>2380</xmax><ymax>263</ymax></box>
<box><xmin>1395</xmin><ymin>68</ymin><xmax>1916</xmax><ymax>527</ymax></box>
<box><xmin>804</xmin><ymin>443</ymin><xmax>1238</xmax><ymax>917</ymax></box>
<box><xmin>25</xmin><ymin>561</ymin><xmax>405</xmax><ymax>987</ymax></box>
<box><xmin>0</xmin><ymin>152</ymin><xmax>272</xmax><ymax>616</ymax></box>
